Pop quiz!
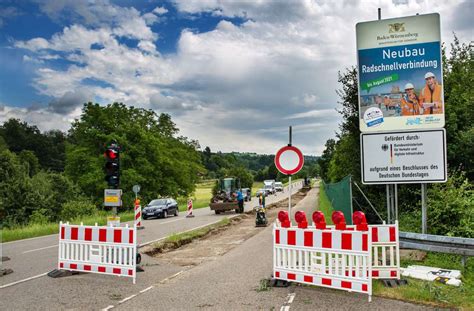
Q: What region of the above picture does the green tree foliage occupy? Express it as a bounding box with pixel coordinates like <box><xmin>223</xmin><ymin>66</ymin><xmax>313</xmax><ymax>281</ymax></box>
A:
<box><xmin>428</xmin><ymin>170</ymin><xmax>473</xmax><ymax>237</ymax></box>
<box><xmin>0</xmin><ymin>149</ymin><xmax>85</xmax><ymax>227</ymax></box>
<box><xmin>66</xmin><ymin>102</ymin><xmax>203</xmax><ymax>208</ymax></box>
<box><xmin>0</xmin><ymin>119</ymin><xmax>66</xmax><ymax>171</ymax></box>
<box><xmin>228</xmin><ymin>166</ymin><xmax>254</xmax><ymax>188</ymax></box>
<box><xmin>443</xmin><ymin>37</ymin><xmax>474</xmax><ymax>179</ymax></box>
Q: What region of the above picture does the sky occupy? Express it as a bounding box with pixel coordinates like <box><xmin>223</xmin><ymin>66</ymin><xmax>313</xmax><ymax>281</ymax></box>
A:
<box><xmin>0</xmin><ymin>0</ymin><xmax>471</xmax><ymax>155</ymax></box>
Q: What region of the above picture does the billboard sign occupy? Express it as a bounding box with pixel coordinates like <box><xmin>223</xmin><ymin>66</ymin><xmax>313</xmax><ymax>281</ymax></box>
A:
<box><xmin>357</xmin><ymin>13</ymin><xmax>444</xmax><ymax>132</ymax></box>
<box><xmin>361</xmin><ymin>129</ymin><xmax>447</xmax><ymax>184</ymax></box>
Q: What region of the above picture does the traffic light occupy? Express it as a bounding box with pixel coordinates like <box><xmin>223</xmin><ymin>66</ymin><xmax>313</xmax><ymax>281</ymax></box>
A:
<box><xmin>104</xmin><ymin>144</ymin><xmax>120</xmax><ymax>188</ymax></box>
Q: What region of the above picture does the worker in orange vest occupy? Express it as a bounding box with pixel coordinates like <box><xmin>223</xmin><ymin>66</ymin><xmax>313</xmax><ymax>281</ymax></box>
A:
<box><xmin>401</xmin><ymin>83</ymin><xmax>420</xmax><ymax>116</ymax></box>
<box><xmin>419</xmin><ymin>72</ymin><xmax>443</xmax><ymax>114</ymax></box>
<box><xmin>383</xmin><ymin>95</ymin><xmax>390</xmax><ymax>111</ymax></box>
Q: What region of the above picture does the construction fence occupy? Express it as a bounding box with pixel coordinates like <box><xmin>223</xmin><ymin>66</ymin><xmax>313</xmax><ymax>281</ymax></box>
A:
<box><xmin>320</xmin><ymin>175</ymin><xmax>353</xmax><ymax>225</ymax></box>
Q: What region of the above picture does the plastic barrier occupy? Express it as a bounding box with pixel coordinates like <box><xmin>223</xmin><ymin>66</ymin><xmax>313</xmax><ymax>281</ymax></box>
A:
<box><xmin>134</xmin><ymin>202</ymin><xmax>143</xmax><ymax>228</ymax></box>
<box><xmin>274</xmin><ymin>211</ymin><xmax>373</xmax><ymax>301</ymax></box>
<box><xmin>273</xmin><ymin>211</ymin><xmax>400</xmax><ymax>301</ymax></box>
<box><xmin>323</xmin><ymin>217</ymin><xmax>400</xmax><ymax>279</ymax></box>
<box><xmin>58</xmin><ymin>222</ymin><xmax>137</xmax><ymax>284</ymax></box>
<box><xmin>186</xmin><ymin>199</ymin><xmax>195</xmax><ymax>218</ymax></box>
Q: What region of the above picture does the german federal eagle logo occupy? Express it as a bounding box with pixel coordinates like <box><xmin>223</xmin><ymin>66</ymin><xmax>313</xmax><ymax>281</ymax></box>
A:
<box><xmin>389</xmin><ymin>23</ymin><xmax>405</xmax><ymax>33</ymax></box>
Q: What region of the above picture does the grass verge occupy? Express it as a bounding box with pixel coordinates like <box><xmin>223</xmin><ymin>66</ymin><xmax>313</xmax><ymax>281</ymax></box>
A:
<box><xmin>318</xmin><ymin>181</ymin><xmax>334</xmax><ymax>224</ymax></box>
<box><xmin>178</xmin><ymin>180</ymin><xmax>214</xmax><ymax>212</ymax></box>
<box><xmin>374</xmin><ymin>252</ymin><xmax>473</xmax><ymax>309</ymax></box>
<box><xmin>2</xmin><ymin>211</ymin><xmax>135</xmax><ymax>243</ymax></box>
<box><xmin>146</xmin><ymin>218</ymin><xmax>232</xmax><ymax>255</ymax></box>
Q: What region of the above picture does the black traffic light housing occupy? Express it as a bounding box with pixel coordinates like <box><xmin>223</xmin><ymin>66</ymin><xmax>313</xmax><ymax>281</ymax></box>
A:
<box><xmin>104</xmin><ymin>144</ymin><xmax>120</xmax><ymax>188</ymax></box>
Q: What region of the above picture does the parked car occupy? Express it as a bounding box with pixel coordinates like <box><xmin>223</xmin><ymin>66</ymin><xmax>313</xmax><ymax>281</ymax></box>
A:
<box><xmin>241</xmin><ymin>188</ymin><xmax>251</xmax><ymax>201</ymax></box>
<box><xmin>142</xmin><ymin>198</ymin><xmax>179</xmax><ymax>219</ymax></box>
<box><xmin>275</xmin><ymin>182</ymin><xmax>283</xmax><ymax>192</ymax></box>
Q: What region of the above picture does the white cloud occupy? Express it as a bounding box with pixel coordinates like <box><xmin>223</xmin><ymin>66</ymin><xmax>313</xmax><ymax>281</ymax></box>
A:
<box><xmin>5</xmin><ymin>0</ymin><xmax>470</xmax><ymax>155</ymax></box>
<box><xmin>153</xmin><ymin>6</ymin><xmax>168</xmax><ymax>15</ymax></box>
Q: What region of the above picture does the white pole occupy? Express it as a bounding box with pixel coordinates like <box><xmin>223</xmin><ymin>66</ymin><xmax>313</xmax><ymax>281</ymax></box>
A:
<box><xmin>288</xmin><ymin>175</ymin><xmax>292</xmax><ymax>222</ymax></box>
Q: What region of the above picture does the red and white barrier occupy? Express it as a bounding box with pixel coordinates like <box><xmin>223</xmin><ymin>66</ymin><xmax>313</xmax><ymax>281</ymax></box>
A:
<box><xmin>325</xmin><ymin>219</ymin><xmax>400</xmax><ymax>279</ymax></box>
<box><xmin>58</xmin><ymin>222</ymin><xmax>137</xmax><ymax>284</ymax></box>
<box><xmin>274</xmin><ymin>211</ymin><xmax>372</xmax><ymax>301</ymax></box>
<box><xmin>186</xmin><ymin>199</ymin><xmax>194</xmax><ymax>218</ymax></box>
<box><xmin>273</xmin><ymin>210</ymin><xmax>400</xmax><ymax>301</ymax></box>
<box><xmin>134</xmin><ymin>200</ymin><xmax>143</xmax><ymax>229</ymax></box>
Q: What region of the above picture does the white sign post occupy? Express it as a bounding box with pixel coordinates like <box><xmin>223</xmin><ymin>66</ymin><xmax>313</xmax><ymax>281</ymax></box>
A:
<box><xmin>361</xmin><ymin>129</ymin><xmax>447</xmax><ymax>184</ymax></box>
<box><xmin>275</xmin><ymin>127</ymin><xmax>304</xmax><ymax>221</ymax></box>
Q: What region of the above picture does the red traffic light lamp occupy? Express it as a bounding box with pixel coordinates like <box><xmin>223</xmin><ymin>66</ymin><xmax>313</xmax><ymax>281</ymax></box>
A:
<box><xmin>104</xmin><ymin>144</ymin><xmax>120</xmax><ymax>188</ymax></box>
<box><xmin>104</xmin><ymin>149</ymin><xmax>118</xmax><ymax>160</ymax></box>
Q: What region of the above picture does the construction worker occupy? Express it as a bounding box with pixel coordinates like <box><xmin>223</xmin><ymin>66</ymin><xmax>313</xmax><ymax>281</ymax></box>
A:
<box><xmin>401</xmin><ymin>83</ymin><xmax>420</xmax><ymax>116</ymax></box>
<box><xmin>383</xmin><ymin>95</ymin><xmax>390</xmax><ymax>111</ymax></box>
<box><xmin>236</xmin><ymin>189</ymin><xmax>244</xmax><ymax>213</ymax></box>
<box><xmin>258</xmin><ymin>192</ymin><xmax>266</xmax><ymax>209</ymax></box>
<box><xmin>375</xmin><ymin>94</ymin><xmax>383</xmax><ymax>109</ymax></box>
<box><xmin>419</xmin><ymin>72</ymin><xmax>443</xmax><ymax>114</ymax></box>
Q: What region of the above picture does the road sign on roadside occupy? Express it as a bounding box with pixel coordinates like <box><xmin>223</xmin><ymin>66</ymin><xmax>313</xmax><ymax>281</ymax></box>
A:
<box><xmin>132</xmin><ymin>185</ymin><xmax>140</xmax><ymax>194</ymax></box>
<box><xmin>356</xmin><ymin>13</ymin><xmax>444</xmax><ymax>132</ymax></box>
<box><xmin>104</xmin><ymin>189</ymin><xmax>122</xmax><ymax>207</ymax></box>
<box><xmin>360</xmin><ymin>129</ymin><xmax>446</xmax><ymax>184</ymax></box>
<box><xmin>275</xmin><ymin>145</ymin><xmax>304</xmax><ymax>176</ymax></box>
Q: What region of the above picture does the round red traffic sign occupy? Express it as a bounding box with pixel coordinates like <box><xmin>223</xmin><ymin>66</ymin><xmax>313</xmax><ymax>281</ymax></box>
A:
<box><xmin>274</xmin><ymin>145</ymin><xmax>304</xmax><ymax>175</ymax></box>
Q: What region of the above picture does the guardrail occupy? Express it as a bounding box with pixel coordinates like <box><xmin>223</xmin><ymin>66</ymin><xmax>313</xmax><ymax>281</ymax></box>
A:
<box><xmin>399</xmin><ymin>232</ymin><xmax>474</xmax><ymax>258</ymax></box>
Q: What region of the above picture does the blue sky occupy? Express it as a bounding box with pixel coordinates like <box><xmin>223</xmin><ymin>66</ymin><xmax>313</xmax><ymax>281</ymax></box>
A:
<box><xmin>0</xmin><ymin>0</ymin><xmax>471</xmax><ymax>155</ymax></box>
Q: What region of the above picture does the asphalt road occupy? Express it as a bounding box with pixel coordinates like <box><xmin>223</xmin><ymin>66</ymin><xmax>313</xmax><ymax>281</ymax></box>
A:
<box><xmin>113</xmin><ymin>186</ymin><xmax>430</xmax><ymax>311</ymax></box>
<box><xmin>0</xmin><ymin>182</ymin><xmax>302</xmax><ymax>303</ymax></box>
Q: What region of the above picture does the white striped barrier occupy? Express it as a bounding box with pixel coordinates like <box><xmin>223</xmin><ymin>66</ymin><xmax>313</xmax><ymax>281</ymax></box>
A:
<box><xmin>186</xmin><ymin>199</ymin><xmax>194</xmax><ymax>218</ymax></box>
<box><xmin>58</xmin><ymin>222</ymin><xmax>137</xmax><ymax>284</ymax></box>
<box><xmin>324</xmin><ymin>219</ymin><xmax>400</xmax><ymax>279</ymax></box>
<box><xmin>134</xmin><ymin>202</ymin><xmax>144</xmax><ymax>229</ymax></box>
<box><xmin>273</xmin><ymin>210</ymin><xmax>400</xmax><ymax>301</ymax></box>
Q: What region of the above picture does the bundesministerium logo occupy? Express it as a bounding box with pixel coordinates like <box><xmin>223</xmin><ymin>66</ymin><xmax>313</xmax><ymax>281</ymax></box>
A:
<box><xmin>389</xmin><ymin>23</ymin><xmax>405</xmax><ymax>33</ymax></box>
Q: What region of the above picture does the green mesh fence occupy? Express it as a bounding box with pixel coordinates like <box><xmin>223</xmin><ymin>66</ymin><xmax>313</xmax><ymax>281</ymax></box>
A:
<box><xmin>321</xmin><ymin>175</ymin><xmax>353</xmax><ymax>225</ymax></box>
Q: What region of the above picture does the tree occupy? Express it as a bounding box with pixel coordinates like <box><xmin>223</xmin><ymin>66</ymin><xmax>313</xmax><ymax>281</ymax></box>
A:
<box><xmin>228</xmin><ymin>166</ymin><xmax>254</xmax><ymax>189</ymax></box>
<box><xmin>0</xmin><ymin>119</ymin><xmax>66</xmax><ymax>172</ymax></box>
<box><xmin>66</xmin><ymin>102</ymin><xmax>203</xmax><ymax>208</ymax></box>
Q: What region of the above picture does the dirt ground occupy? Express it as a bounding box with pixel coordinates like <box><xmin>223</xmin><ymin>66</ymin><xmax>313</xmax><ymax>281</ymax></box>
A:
<box><xmin>145</xmin><ymin>189</ymin><xmax>309</xmax><ymax>267</ymax></box>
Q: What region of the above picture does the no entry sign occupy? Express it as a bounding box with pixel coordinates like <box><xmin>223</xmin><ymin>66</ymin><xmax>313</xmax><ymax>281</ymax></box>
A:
<box><xmin>275</xmin><ymin>145</ymin><xmax>304</xmax><ymax>175</ymax></box>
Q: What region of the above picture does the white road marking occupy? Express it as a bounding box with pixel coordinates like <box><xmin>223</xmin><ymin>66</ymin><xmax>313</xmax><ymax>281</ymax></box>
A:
<box><xmin>0</xmin><ymin>272</ymin><xmax>48</xmax><ymax>289</ymax></box>
<box><xmin>158</xmin><ymin>270</ymin><xmax>184</xmax><ymax>284</ymax></box>
<box><xmin>288</xmin><ymin>293</ymin><xmax>295</xmax><ymax>304</ymax></box>
<box><xmin>139</xmin><ymin>286</ymin><xmax>154</xmax><ymax>293</ymax></box>
<box><xmin>22</xmin><ymin>244</ymin><xmax>58</xmax><ymax>254</ymax></box>
<box><xmin>280</xmin><ymin>293</ymin><xmax>296</xmax><ymax>311</ymax></box>
<box><xmin>100</xmin><ymin>270</ymin><xmax>185</xmax><ymax>310</ymax></box>
<box><xmin>160</xmin><ymin>217</ymin><xmax>187</xmax><ymax>225</ymax></box>
<box><xmin>2</xmin><ymin>233</ymin><xmax>57</xmax><ymax>245</ymax></box>
<box><xmin>118</xmin><ymin>294</ymin><xmax>137</xmax><ymax>304</ymax></box>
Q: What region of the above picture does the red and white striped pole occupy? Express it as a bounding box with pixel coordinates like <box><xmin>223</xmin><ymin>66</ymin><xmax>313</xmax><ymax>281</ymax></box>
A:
<box><xmin>186</xmin><ymin>199</ymin><xmax>195</xmax><ymax>218</ymax></box>
<box><xmin>134</xmin><ymin>199</ymin><xmax>144</xmax><ymax>229</ymax></box>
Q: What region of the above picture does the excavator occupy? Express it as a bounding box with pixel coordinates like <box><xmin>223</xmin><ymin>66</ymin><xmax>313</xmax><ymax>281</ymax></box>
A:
<box><xmin>209</xmin><ymin>177</ymin><xmax>243</xmax><ymax>214</ymax></box>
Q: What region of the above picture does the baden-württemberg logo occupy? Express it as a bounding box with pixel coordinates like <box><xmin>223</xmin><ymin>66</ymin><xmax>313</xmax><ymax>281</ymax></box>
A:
<box><xmin>389</xmin><ymin>23</ymin><xmax>405</xmax><ymax>33</ymax></box>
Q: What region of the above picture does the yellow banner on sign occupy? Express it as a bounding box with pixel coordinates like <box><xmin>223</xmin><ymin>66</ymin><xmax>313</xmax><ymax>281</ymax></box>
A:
<box><xmin>105</xmin><ymin>196</ymin><xmax>119</xmax><ymax>203</ymax></box>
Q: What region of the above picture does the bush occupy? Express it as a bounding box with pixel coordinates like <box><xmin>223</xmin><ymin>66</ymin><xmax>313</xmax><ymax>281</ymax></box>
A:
<box><xmin>427</xmin><ymin>170</ymin><xmax>474</xmax><ymax>237</ymax></box>
<box><xmin>60</xmin><ymin>199</ymin><xmax>97</xmax><ymax>221</ymax></box>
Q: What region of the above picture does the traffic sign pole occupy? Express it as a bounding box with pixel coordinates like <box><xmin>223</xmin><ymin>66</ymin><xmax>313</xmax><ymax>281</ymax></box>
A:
<box><xmin>288</xmin><ymin>127</ymin><xmax>292</xmax><ymax>221</ymax></box>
